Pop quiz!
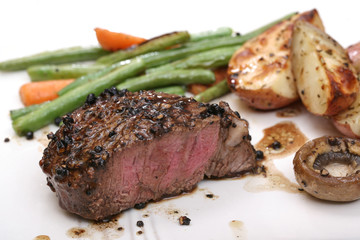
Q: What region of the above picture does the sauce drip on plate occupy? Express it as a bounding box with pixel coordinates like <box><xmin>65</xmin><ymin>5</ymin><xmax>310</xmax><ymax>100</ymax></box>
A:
<box><xmin>33</xmin><ymin>236</ymin><xmax>50</xmax><ymax>240</ymax></box>
<box><xmin>255</xmin><ymin>121</ymin><xmax>307</xmax><ymax>159</ymax></box>
<box><xmin>229</xmin><ymin>220</ymin><xmax>247</xmax><ymax>239</ymax></box>
<box><xmin>67</xmin><ymin>215</ymin><xmax>124</xmax><ymax>239</ymax></box>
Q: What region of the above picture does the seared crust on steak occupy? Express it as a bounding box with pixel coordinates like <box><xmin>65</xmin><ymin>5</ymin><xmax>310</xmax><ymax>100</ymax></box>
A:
<box><xmin>40</xmin><ymin>88</ymin><xmax>256</xmax><ymax>220</ymax></box>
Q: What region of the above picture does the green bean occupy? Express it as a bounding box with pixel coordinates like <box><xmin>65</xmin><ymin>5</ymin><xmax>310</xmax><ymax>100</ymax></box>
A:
<box><xmin>154</xmin><ymin>85</ymin><xmax>186</xmax><ymax>95</ymax></box>
<box><xmin>96</xmin><ymin>31</ymin><xmax>190</xmax><ymax>65</ymax></box>
<box><xmin>146</xmin><ymin>45</ymin><xmax>240</xmax><ymax>74</ymax></box>
<box><xmin>57</xmin><ymin>60</ymin><xmax>129</xmax><ymax>96</ymax></box>
<box><xmin>117</xmin><ymin>69</ymin><xmax>215</xmax><ymax>92</ymax></box>
<box><xmin>190</xmin><ymin>27</ymin><xmax>233</xmax><ymax>42</ymax></box>
<box><xmin>0</xmin><ymin>47</ymin><xmax>109</xmax><ymax>71</ymax></box>
<box><xmin>12</xmin><ymin>58</ymin><xmax>145</xmax><ymax>135</ymax></box>
<box><xmin>27</xmin><ymin>64</ymin><xmax>106</xmax><ymax>81</ymax></box>
<box><xmin>10</xmin><ymin>103</ymin><xmax>45</xmax><ymax>121</ymax></box>
<box><xmin>194</xmin><ymin>79</ymin><xmax>230</xmax><ymax>103</ymax></box>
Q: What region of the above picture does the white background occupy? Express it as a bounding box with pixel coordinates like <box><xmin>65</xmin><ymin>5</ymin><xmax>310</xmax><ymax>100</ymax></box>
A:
<box><xmin>0</xmin><ymin>1</ymin><xmax>360</xmax><ymax>239</ymax></box>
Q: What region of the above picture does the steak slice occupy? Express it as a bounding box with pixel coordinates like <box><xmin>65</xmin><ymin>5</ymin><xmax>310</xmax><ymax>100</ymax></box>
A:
<box><xmin>40</xmin><ymin>88</ymin><xmax>256</xmax><ymax>220</ymax></box>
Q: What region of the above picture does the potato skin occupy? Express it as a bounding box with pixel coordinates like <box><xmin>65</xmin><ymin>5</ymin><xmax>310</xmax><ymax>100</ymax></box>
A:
<box><xmin>347</xmin><ymin>42</ymin><xmax>360</xmax><ymax>73</ymax></box>
<box><xmin>332</xmin><ymin>120</ymin><xmax>359</xmax><ymax>139</ymax></box>
<box><xmin>227</xmin><ymin>81</ymin><xmax>297</xmax><ymax>110</ymax></box>
<box><xmin>332</xmin><ymin>93</ymin><xmax>360</xmax><ymax>138</ymax></box>
<box><xmin>294</xmin><ymin>136</ymin><xmax>360</xmax><ymax>202</ymax></box>
<box><xmin>227</xmin><ymin>9</ymin><xmax>324</xmax><ymax>110</ymax></box>
<box><xmin>291</xmin><ymin>21</ymin><xmax>359</xmax><ymax>116</ymax></box>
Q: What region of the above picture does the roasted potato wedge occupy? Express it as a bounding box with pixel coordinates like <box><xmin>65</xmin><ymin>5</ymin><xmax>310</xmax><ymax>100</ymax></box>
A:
<box><xmin>332</xmin><ymin>91</ymin><xmax>360</xmax><ymax>138</ymax></box>
<box><xmin>291</xmin><ymin>21</ymin><xmax>359</xmax><ymax>116</ymax></box>
<box><xmin>227</xmin><ymin>9</ymin><xmax>324</xmax><ymax>110</ymax></box>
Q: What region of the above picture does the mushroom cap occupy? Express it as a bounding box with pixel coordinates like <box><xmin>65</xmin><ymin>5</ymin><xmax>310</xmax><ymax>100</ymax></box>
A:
<box><xmin>293</xmin><ymin>136</ymin><xmax>360</xmax><ymax>202</ymax></box>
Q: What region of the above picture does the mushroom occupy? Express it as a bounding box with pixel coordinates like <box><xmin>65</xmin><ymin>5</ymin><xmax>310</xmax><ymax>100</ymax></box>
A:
<box><xmin>293</xmin><ymin>136</ymin><xmax>360</xmax><ymax>202</ymax></box>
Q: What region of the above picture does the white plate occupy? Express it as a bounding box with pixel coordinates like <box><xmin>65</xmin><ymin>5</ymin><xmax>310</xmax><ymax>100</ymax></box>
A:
<box><xmin>1</xmin><ymin>1</ymin><xmax>360</xmax><ymax>239</ymax></box>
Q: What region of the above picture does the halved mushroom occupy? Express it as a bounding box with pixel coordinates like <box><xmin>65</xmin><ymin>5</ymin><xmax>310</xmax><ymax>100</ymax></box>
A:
<box><xmin>293</xmin><ymin>136</ymin><xmax>360</xmax><ymax>202</ymax></box>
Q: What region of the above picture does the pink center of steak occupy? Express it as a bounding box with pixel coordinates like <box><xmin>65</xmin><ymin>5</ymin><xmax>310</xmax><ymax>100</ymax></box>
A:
<box><xmin>100</xmin><ymin>123</ymin><xmax>219</xmax><ymax>209</ymax></box>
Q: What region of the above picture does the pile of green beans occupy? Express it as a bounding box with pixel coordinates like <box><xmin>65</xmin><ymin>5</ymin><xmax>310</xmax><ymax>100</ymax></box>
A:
<box><xmin>1</xmin><ymin>12</ymin><xmax>296</xmax><ymax>135</ymax></box>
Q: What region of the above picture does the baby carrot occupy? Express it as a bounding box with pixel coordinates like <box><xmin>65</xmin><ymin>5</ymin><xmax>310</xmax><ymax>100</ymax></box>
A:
<box><xmin>19</xmin><ymin>79</ymin><xmax>74</xmax><ymax>106</ymax></box>
<box><xmin>95</xmin><ymin>28</ymin><xmax>147</xmax><ymax>51</ymax></box>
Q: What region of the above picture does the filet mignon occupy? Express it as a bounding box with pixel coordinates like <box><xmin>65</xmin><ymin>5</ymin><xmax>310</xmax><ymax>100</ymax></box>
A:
<box><xmin>40</xmin><ymin>88</ymin><xmax>256</xmax><ymax>220</ymax></box>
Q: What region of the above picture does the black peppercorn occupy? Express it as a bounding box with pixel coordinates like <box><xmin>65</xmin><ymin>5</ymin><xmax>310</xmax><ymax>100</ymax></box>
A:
<box><xmin>108</xmin><ymin>131</ymin><xmax>116</xmax><ymax>137</ymax></box>
<box><xmin>47</xmin><ymin>132</ymin><xmax>56</xmax><ymax>140</ymax></box>
<box><xmin>54</xmin><ymin>117</ymin><xmax>62</xmax><ymax>126</ymax></box>
<box><xmin>26</xmin><ymin>131</ymin><xmax>34</xmax><ymax>140</ymax></box>
<box><xmin>108</xmin><ymin>87</ymin><xmax>118</xmax><ymax>96</ymax></box>
<box><xmin>86</xmin><ymin>93</ymin><xmax>96</xmax><ymax>105</ymax></box>
<box><xmin>206</xmin><ymin>194</ymin><xmax>214</xmax><ymax>198</ymax></box>
<box><xmin>55</xmin><ymin>167</ymin><xmax>68</xmax><ymax>178</ymax></box>
<box><xmin>94</xmin><ymin>146</ymin><xmax>103</xmax><ymax>153</ymax></box>
<box><xmin>136</xmin><ymin>220</ymin><xmax>144</xmax><ymax>228</ymax></box>
<box><xmin>271</xmin><ymin>141</ymin><xmax>281</xmax><ymax>150</ymax></box>
<box><xmin>134</xmin><ymin>202</ymin><xmax>147</xmax><ymax>209</ymax></box>
<box><xmin>62</xmin><ymin>116</ymin><xmax>74</xmax><ymax>126</ymax></box>
<box><xmin>85</xmin><ymin>189</ymin><xmax>93</xmax><ymax>196</ymax></box>
<box><xmin>255</xmin><ymin>150</ymin><xmax>264</xmax><ymax>160</ymax></box>
<box><xmin>179</xmin><ymin>216</ymin><xmax>191</xmax><ymax>225</ymax></box>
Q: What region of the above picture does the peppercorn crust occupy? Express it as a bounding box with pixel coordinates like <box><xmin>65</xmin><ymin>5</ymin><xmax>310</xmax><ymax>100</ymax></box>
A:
<box><xmin>40</xmin><ymin>89</ymin><xmax>234</xmax><ymax>185</ymax></box>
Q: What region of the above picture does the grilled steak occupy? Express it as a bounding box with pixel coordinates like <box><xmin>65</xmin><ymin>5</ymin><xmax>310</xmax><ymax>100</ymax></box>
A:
<box><xmin>40</xmin><ymin>88</ymin><xmax>256</xmax><ymax>220</ymax></box>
